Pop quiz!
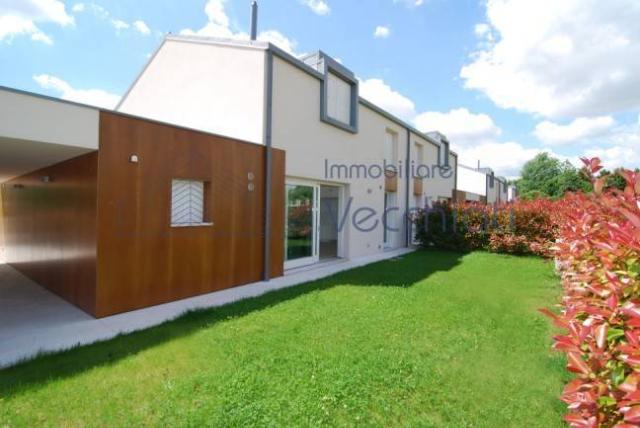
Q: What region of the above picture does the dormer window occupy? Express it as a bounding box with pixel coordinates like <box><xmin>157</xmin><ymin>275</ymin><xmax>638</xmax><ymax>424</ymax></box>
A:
<box><xmin>304</xmin><ymin>51</ymin><xmax>358</xmax><ymax>133</ymax></box>
<box><xmin>326</xmin><ymin>72</ymin><xmax>352</xmax><ymax>125</ymax></box>
<box><xmin>439</xmin><ymin>139</ymin><xmax>451</xmax><ymax>168</ymax></box>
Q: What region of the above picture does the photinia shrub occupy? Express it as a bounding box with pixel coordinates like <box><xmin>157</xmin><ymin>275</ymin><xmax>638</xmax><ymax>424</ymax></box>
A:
<box><xmin>542</xmin><ymin>158</ymin><xmax>640</xmax><ymax>427</ymax></box>
<box><xmin>413</xmin><ymin>199</ymin><xmax>557</xmax><ymax>257</ymax></box>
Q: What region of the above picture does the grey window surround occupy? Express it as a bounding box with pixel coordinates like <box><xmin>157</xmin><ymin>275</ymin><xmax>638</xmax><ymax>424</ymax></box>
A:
<box><xmin>437</xmin><ymin>139</ymin><xmax>451</xmax><ymax>168</ymax></box>
<box><xmin>316</xmin><ymin>52</ymin><xmax>359</xmax><ymax>134</ymax></box>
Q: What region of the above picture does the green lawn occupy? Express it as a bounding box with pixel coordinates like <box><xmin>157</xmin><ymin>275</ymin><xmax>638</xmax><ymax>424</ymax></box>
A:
<box><xmin>0</xmin><ymin>250</ymin><xmax>567</xmax><ymax>427</ymax></box>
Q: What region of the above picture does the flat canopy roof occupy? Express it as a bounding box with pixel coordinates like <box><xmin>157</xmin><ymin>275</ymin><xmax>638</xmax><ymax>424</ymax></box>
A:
<box><xmin>0</xmin><ymin>87</ymin><xmax>99</xmax><ymax>183</ymax></box>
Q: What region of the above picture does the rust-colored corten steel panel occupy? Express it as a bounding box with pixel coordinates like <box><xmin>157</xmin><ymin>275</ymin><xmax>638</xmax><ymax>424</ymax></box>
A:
<box><xmin>95</xmin><ymin>112</ymin><xmax>285</xmax><ymax>317</ymax></box>
<box><xmin>2</xmin><ymin>152</ymin><xmax>98</xmax><ymax>315</ymax></box>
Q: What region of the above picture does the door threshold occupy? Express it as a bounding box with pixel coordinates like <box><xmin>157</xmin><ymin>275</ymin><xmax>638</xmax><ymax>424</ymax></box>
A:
<box><xmin>285</xmin><ymin>258</ymin><xmax>345</xmax><ymax>276</ymax></box>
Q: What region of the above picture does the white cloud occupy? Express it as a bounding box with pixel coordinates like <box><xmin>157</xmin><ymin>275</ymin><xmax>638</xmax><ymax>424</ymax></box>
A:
<box><xmin>413</xmin><ymin>108</ymin><xmax>544</xmax><ymax>176</ymax></box>
<box><xmin>180</xmin><ymin>0</ymin><xmax>298</xmax><ymax>55</ymax></box>
<box><xmin>459</xmin><ymin>141</ymin><xmax>552</xmax><ymax>178</ymax></box>
<box><xmin>374</xmin><ymin>26</ymin><xmax>390</xmax><ymax>39</ymax></box>
<box><xmin>75</xmin><ymin>3</ymin><xmax>151</xmax><ymax>36</ymax></box>
<box><xmin>33</xmin><ymin>74</ymin><xmax>121</xmax><ymax>109</ymax></box>
<box><xmin>133</xmin><ymin>20</ymin><xmax>150</xmax><ymax>35</ymax></box>
<box><xmin>474</xmin><ymin>23</ymin><xmax>490</xmax><ymax>38</ymax></box>
<box><xmin>359</xmin><ymin>77</ymin><xmax>538</xmax><ymax>176</ymax></box>
<box><xmin>461</xmin><ymin>0</ymin><xmax>640</xmax><ymax>118</ymax></box>
<box><xmin>359</xmin><ymin>78</ymin><xmax>416</xmax><ymax>122</ymax></box>
<box><xmin>300</xmin><ymin>0</ymin><xmax>330</xmax><ymax>15</ymax></box>
<box><xmin>583</xmin><ymin>145</ymin><xmax>640</xmax><ymax>170</ymax></box>
<box><xmin>414</xmin><ymin>108</ymin><xmax>502</xmax><ymax>145</ymax></box>
<box><xmin>0</xmin><ymin>0</ymin><xmax>74</xmax><ymax>44</ymax></box>
<box><xmin>393</xmin><ymin>0</ymin><xmax>425</xmax><ymax>6</ymax></box>
<box><xmin>111</xmin><ymin>19</ymin><xmax>128</xmax><ymax>31</ymax></box>
<box><xmin>534</xmin><ymin>116</ymin><xmax>616</xmax><ymax>146</ymax></box>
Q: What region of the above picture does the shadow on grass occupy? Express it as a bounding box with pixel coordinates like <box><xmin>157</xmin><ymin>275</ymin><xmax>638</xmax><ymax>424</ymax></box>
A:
<box><xmin>0</xmin><ymin>249</ymin><xmax>464</xmax><ymax>397</ymax></box>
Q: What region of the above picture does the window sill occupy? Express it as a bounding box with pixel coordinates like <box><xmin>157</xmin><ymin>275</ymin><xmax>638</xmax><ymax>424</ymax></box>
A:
<box><xmin>171</xmin><ymin>222</ymin><xmax>214</xmax><ymax>228</ymax></box>
<box><xmin>320</xmin><ymin>115</ymin><xmax>358</xmax><ymax>134</ymax></box>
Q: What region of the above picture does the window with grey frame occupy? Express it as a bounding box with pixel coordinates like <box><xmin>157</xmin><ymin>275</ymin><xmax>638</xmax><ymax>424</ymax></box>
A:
<box><xmin>439</xmin><ymin>139</ymin><xmax>451</xmax><ymax>168</ymax></box>
<box><xmin>319</xmin><ymin>55</ymin><xmax>359</xmax><ymax>133</ymax></box>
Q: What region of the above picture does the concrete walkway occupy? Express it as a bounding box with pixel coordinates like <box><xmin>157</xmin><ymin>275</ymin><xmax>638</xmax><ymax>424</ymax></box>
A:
<box><xmin>0</xmin><ymin>248</ymin><xmax>413</xmax><ymax>369</ymax></box>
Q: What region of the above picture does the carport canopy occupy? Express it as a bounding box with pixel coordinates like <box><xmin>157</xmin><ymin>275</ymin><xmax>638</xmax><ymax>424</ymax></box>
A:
<box><xmin>0</xmin><ymin>87</ymin><xmax>99</xmax><ymax>183</ymax></box>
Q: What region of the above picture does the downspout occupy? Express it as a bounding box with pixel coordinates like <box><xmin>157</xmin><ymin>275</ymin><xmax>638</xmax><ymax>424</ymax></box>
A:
<box><xmin>405</xmin><ymin>129</ymin><xmax>411</xmax><ymax>247</ymax></box>
<box><xmin>263</xmin><ymin>49</ymin><xmax>274</xmax><ymax>281</ymax></box>
<box><xmin>486</xmin><ymin>175</ymin><xmax>489</xmax><ymax>205</ymax></box>
<box><xmin>453</xmin><ymin>155</ymin><xmax>458</xmax><ymax>202</ymax></box>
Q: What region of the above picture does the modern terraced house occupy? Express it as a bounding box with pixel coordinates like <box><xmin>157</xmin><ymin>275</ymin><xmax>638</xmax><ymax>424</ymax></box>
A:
<box><xmin>116</xmin><ymin>33</ymin><xmax>458</xmax><ymax>271</ymax></box>
<box><xmin>0</xmin><ymin>5</ymin><xmax>464</xmax><ymax>319</ymax></box>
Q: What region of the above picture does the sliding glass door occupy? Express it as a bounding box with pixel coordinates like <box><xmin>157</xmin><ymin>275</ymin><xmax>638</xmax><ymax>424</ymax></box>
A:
<box><xmin>285</xmin><ymin>182</ymin><xmax>319</xmax><ymax>269</ymax></box>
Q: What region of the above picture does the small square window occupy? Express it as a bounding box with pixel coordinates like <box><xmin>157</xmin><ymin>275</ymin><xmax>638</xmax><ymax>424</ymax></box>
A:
<box><xmin>171</xmin><ymin>179</ymin><xmax>212</xmax><ymax>227</ymax></box>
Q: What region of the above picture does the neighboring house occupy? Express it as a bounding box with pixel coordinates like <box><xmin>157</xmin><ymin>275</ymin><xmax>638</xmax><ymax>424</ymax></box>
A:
<box><xmin>455</xmin><ymin>164</ymin><xmax>508</xmax><ymax>204</ymax></box>
<box><xmin>456</xmin><ymin>164</ymin><xmax>488</xmax><ymax>203</ymax></box>
<box><xmin>0</xmin><ymin>86</ymin><xmax>285</xmax><ymax>317</ymax></box>
<box><xmin>479</xmin><ymin>167</ymin><xmax>508</xmax><ymax>204</ymax></box>
<box><xmin>508</xmin><ymin>184</ymin><xmax>518</xmax><ymax>202</ymax></box>
<box><xmin>117</xmin><ymin>34</ymin><xmax>457</xmax><ymax>270</ymax></box>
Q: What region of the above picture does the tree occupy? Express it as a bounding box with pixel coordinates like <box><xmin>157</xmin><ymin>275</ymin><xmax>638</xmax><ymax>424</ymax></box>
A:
<box><xmin>600</xmin><ymin>169</ymin><xmax>628</xmax><ymax>191</ymax></box>
<box><xmin>517</xmin><ymin>153</ymin><xmax>591</xmax><ymax>199</ymax></box>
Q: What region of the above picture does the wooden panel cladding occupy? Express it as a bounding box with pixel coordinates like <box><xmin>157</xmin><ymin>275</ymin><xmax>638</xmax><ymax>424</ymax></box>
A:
<box><xmin>95</xmin><ymin>112</ymin><xmax>285</xmax><ymax>317</ymax></box>
<box><xmin>1</xmin><ymin>152</ymin><xmax>98</xmax><ymax>314</ymax></box>
<box><xmin>385</xmin><ymin>170</ymin><xmax>398</xmax><ymax>193</ymax></box>
<box><xmin>413</xmin><ymin>178</ymin><xmax>423</xmax><ymax>196</ymax></box>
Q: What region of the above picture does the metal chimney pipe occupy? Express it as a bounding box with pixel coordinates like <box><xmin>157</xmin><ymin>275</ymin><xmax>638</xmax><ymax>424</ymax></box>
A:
<box><xmin>250</xmin><ymin>1</ymin><xmax>258</xmax><ymax>41</ymax></box>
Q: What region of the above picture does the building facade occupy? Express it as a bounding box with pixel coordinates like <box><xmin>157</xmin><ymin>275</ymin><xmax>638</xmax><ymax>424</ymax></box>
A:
<box><xmin>117</xmin><ymin>35</ymin><xmax>458</xmax><ymax>270</ymax></box>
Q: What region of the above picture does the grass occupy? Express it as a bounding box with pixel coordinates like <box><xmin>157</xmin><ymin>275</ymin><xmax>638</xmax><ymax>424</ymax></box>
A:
<box><xmin>0</xmin><ymin>250</ymin><xmax>568</xmax><ymax>427</ymax></box>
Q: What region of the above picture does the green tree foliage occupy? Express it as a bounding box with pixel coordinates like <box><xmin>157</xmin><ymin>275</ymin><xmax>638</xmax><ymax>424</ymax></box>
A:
<box><xmin>517</xmin><ymin>153</ymin><xmax>591</xmax><ymax>199</ymax></box>
<box><xmin>600</xmin><ymin>168</ymin><xmax>628</xmax><ymax>191</ymax></box>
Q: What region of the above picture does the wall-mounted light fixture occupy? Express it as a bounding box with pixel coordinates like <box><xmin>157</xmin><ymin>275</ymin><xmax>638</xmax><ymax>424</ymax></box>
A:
<box><xmin>41</xmin><ymin>176</ymin><xmax>51</xmax><ymax>183</ymax></box>
<box><xmin>130</xmin><ymin>155</ymin><xmax>139</xmax><ymax>163</ymax></box>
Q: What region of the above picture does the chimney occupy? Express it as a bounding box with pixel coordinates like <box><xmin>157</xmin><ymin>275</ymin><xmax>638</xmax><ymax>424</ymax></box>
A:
<box><xmin>250</xmin><ymin>1</ymin><xmax>258</xmax><ymax>41</ymax></box>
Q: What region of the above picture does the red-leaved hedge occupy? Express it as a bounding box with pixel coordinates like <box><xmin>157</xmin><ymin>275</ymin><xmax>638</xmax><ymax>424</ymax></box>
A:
<box><xmin>542</xmin><ymin>158</ymin><xmax>640</xmax><ymax>427</ymax></box>
<box><xmin>413</xmin><ymin>199</ymin><xmax>558</xmax><ymax>257</ymax></box>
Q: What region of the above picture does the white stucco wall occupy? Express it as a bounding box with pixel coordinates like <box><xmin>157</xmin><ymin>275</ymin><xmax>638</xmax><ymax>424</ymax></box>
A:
<box><xmin>497</xmin><ymin>180</ymin><xmax>508</xmax><ymax>203</ymax></box>
<box><xmin>457</xmin><ymin>165</ymin><xmax>487</xmax><ymax>197</ymax></box>
<box><xmin>408</xmin><ymin>135</ymin><xmax>456</xmax><ymax>205</ymax></box>
<box><xmin>0</xmin><ymin>89</ymin><xmax>99</xmax><ymax>182</ymax></box>
<box><xmin>117</xmin><ymin>38</ymin><xmax>266</xmax><ymax>144</ymax></box>
<box><xmin>486</xmin><ymin>177</ymin><xmax>498</xmax><ymax>204</ymax></box>
<box><xmin>0</xmin><ymin>89</ymin><xmax>98</xmax><ymax>150</ymax></box>
<box><xmin>271</xmin><ymin>56</ymin><xmax>411</xmax><ymax>258</ymax></box>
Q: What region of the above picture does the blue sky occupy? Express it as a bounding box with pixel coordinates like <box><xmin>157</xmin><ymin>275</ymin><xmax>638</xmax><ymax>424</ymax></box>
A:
<box><xmin>1</xmin><ymin>0</ymin><xmax>639</xmax><ymax>177</ymax></box>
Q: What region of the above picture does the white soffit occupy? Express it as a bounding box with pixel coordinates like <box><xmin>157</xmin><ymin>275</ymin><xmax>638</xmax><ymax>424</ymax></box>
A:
<box><xmin>0</xmin><ymin>137</ymin><xmax>94</xmax><ymax>183</ymax></box>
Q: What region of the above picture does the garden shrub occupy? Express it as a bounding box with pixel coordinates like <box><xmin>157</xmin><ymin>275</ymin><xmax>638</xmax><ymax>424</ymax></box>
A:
<box><xmin>542</xmin><ymin>158</ymin><xmax>640</xmax><ymax>427</ymax></box>
<box><xmin>413</xmin><ymin>199</ymin><xmax>557</xmax><ymax>257</ymax></box>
